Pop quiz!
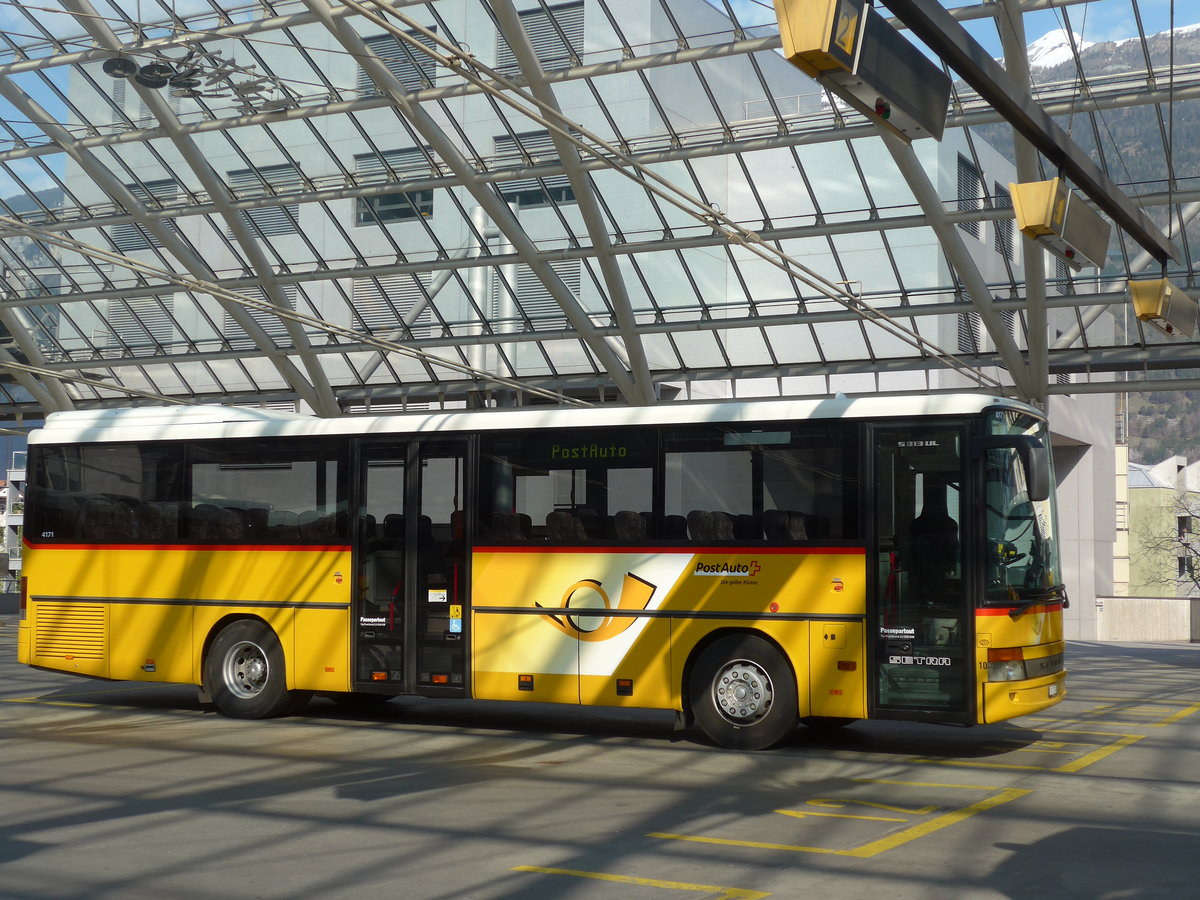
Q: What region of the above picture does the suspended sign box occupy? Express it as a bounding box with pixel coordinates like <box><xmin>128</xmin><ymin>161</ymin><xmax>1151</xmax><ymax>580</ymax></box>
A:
<box><xmin>1010</xmin><ymin>177</ymin><xmax>1112</xmax><ymax>271</ymax></box>
<box><xmin>774</xmin><ymin>0</ymin><xmax>950</xmax><ymax>141</ymax></box>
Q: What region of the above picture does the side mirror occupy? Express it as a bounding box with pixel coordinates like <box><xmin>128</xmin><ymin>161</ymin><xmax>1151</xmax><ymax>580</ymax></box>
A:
<box><xmin>972</xmin><ymin>435</ymin><xmax>1051</xmax><ymax>502</ymax></box>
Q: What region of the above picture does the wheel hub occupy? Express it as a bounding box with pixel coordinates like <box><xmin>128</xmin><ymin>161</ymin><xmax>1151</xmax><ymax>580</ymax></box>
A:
<box><xmin>713</xmin><ymin>659</ymin><xmax>773</xmax><ymax>725</ymax></box>
<box><xmin>225</xmin><ymin>641</ymin><xmax>269</xmax><ymax>698</ymax></box>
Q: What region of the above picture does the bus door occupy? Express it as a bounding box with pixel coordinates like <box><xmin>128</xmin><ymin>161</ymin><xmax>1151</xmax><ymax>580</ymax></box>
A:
<box><xmin>354</xmin><ymin>440</ymin><xmax>469</xmax><ymax>696</ymax></box>
<box><xmin>870</xmin><ymin>424</ymin><xmax>973</xmax><ymax>722</ymax></box>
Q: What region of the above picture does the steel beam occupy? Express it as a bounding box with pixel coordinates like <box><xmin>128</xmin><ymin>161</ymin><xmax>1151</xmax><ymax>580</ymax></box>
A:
<box><xmin>883</xmin><ymin>0</ymin><xmax>1179</xmax><ymax>265</ymax></box>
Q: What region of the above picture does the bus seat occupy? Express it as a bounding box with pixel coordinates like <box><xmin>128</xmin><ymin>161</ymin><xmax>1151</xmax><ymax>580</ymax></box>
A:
<box><xmin>81</xmin><ymin>496</ymin><xmax>134</xmax><ymax>542</ymax></box>
<box><xmin>132</xmin><ymin>502</ymin><xmax>167</xmax><ymax>541</ymax></box>
<box><xmin>661</xmin><ymin>514</ymin><xmax>688</xmax><ymax>540</ymax></box>
<box><xmin>243</xmin><ymin>506</ymin><xmax>270</xmax><ymax>540</ymax></box>
<box><xmin>40</xmin><ymin>493</ymin><xmax>83</xmax><ymax>540</ymax></box>
<box><xmin>709</xmin><ymin>511</ymin><xmax>734</xmax><ymax>541</ymax></box>
<box><xmin>300</xmin><ymin>511</ymin><xmax>335</xmax><ymax>541</ymax></box>
<box><xmin>575</xmin><ymin>507</ymin><xmax>603</xmax><ymax>538</ymax></box>
<box><xmin>764</xmin><ymin>509</ymin><xmax>807</xmax><ymax>541</ymax></box>
<box><xmin>383</xmin><ymin>513</ymin><xmax>405</xmax><ymax>539</ymax></box>
<box><xmin>803</xmin><ymin>513</ymin><xmax>828</xmax><ymax>539</ymax></box>
<box><xmin>151</xmin><ymin>501</ymin><xmax>181</xmax><ymax>540</ymax></box>
<box><xmin>614</xmin><ymin>509</ymin><xmax>646</xmax><ymax>541</ymax></box>
<box><xmin>547</xmin><ymin>510</ymin><xmax>586</xmax><ymax>542</ymax></box>
<box><xmin>268</xmin><ymin>509</ymin><xmax>300</xmax><ymax>540</ymax></box>
<box><xmin>359</xmin><ymin>514</ymin><xmax>378</xmax><ymax>544</ymax></box>
<box><xmin>687</xmin><ymin>509</ymin><xmax>713</xmax><ymax>541</ymax></box>
<box><xmin>187</xmin><ymin>504</ymin><xmax>223</xmax><ymax>540</ymax></box>
<box><xmin>491</xmin><ymin>512</ymin><xmax>530</xmax><ymax>541</ymax></box>
<box><xmin>212</xmin><ymin>507</ymin><xmax>244</xmax><ymax>541</ymax></box>
<box><xmin>733</xmin><ymin>513</ymin><xmax>759</xmax><ymax>540</ymax></box>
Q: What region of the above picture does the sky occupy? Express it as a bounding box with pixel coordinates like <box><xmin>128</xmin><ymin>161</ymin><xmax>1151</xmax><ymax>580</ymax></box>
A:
<box><xmin>1014</xmin><ymin>0</ymin><xmax>1200</xmax><ymax>45</ymax></box>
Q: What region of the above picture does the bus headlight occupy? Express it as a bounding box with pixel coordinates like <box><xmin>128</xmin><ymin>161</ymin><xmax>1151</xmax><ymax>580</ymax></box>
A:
<box><xmin>987</xmin><ymin>648</ymin><xmax>1027</xmax><ymax>682</ymax></box>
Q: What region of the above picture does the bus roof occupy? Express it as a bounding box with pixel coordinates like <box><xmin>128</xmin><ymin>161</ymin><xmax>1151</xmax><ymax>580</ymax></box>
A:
<box><xmin>28</xmin><ymin>393</ymin><xmax>1043</xmax><ymax>446</ymax></box>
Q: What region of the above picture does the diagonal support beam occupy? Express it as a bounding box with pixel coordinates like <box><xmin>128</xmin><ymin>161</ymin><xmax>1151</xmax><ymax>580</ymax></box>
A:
<box><xmin>491</xmin><ymin>0</ymin><xmax>656</xmax><ymax>405</ymax></box>
<box><xmin>881</xmin><ymin>132</ymin><xmax>1039</xmax><ymax>399</ymax></box>
<box><xmin>59</xmin><ymin>0</ymin><xmax>339</xmax><ymax>417</ymax></box>
<box><xmin>884</xmin><ymin>0</ymin><xmax>1179</xmax><ymax>265</ymax></box>
<box><xmin>310</xmin><ymin>0</ymin><xmax>643</xmax><ymax>405</ymax></box>
<box><xmin>995</xmin><ymin>0</ymin><xmax>1047</xmax><ymax>404</ymax></box>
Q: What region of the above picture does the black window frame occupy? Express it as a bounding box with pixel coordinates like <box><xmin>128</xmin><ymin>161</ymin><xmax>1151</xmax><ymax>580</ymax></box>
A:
<box><xmin>27</xmin><ymin>437</ymin><xmax>350</xmax><ymax>546</ymax></box>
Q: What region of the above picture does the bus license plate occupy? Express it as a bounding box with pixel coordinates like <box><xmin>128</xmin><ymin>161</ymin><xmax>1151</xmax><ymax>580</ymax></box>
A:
<box><xmin>1048</xmin><ymin>684</ymin><xmax>1059</xmax><ymax>698</ymax></box>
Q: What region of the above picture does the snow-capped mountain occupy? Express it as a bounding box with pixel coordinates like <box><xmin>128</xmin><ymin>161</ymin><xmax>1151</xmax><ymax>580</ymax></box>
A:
<box><xmin>1026</xmin><ymin>22</ymin><xmax>1200</xmax><ymax>76</ymax></box>
<box><xmin>1026</xmin><ymin>28</ymin><xmax>1094</xmax><ymax>69</ymax></box>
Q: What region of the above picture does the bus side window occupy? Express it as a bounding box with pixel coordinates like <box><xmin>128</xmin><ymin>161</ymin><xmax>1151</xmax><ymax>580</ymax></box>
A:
<box><xmin>481</xmin><ymin>429</ymin><xmax>655</xmax><ymax>544</ymax></box>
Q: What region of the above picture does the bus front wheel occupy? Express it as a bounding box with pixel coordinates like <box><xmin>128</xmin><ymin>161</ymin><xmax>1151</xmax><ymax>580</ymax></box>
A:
<box><xmin>204</xmin><ymin>620</ymin><xmax>310</xmax><ymax>719</ymax></box>
<box><xmin>688</xmin><ymin>634</ymin><xmax>798</xmax><ymax>750</ymax></box>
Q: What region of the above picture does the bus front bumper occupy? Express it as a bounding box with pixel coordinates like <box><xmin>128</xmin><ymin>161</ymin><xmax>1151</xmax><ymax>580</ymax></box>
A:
<box><xmin>983</xmin><ymin>669</ymin><xmax>1067</xmax><ymax>723</ymax></box>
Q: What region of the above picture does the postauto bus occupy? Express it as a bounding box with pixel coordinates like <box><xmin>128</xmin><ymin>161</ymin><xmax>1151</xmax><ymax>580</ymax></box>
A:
<box><xmin>18</xmin><ymin>393</ymin><xmax>1065</xmax><ymax>749</ymax></box>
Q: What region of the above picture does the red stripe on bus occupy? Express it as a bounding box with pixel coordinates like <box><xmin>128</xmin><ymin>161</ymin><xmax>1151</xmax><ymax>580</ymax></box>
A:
<box><xmin>23</xmin><ymin>541</ymin><xmax>349</xmax><ymax>553</ymax></box>
<box><xmin>977</xmin><ymin>603</ymin><xmax>1064</xmax><ymax>615</ymax></box>
<box><xmin>472</xmin><ymin>545</ymin><xmax>866</xmax><ymax>555</ymax></box>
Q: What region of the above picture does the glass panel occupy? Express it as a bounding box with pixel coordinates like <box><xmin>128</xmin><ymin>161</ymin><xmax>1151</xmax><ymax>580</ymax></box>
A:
<box><xmin>357</xmin><ymin>452</ymin><xmax>407</xmax><ymax>684</ymax></box>
<box><xmin>188</xmin><ymin>440</ymin><xmax>345</xmax><ymax>543</ymax></box>
<box><xmin>28</xmin><ymin>443</ymin><xmax>183</xmax><ymax>543</ymax></box>
<box><xmin>416</xmin><ymin>448</ymin><xmax>467</xmax><ymax>688</ymax></box>
<box><xmin>664</xmin><ymin>423</ymin><xmax>858</xmax><ymax>543</ymax></box>
<box><xmin>875</xmin><ymin>425</ymin><xmax>968</xmax><ymax>712</ymax></box>
<box><xmin>984</xmin><ymin>412</ymin><xmax>1063</xmax><ymax>604</ymax></box>
<box><xmin>480</xmin><ymin>428</ymin><xmax>655</xmax><ymax>543</ymax></box>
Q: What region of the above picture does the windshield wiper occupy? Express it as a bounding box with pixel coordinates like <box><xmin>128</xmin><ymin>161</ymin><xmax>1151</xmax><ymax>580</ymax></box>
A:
<box><xmin>1008</xmin><ymin>584</ymin><xmax>1069</xmax><ymax>619</ymax></box>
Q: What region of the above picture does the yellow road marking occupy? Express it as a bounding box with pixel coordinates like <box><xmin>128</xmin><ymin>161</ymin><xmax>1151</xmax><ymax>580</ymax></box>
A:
<box><xmin>3</xmin><ymin>697</ymin><xmax>98</xmax><ymax>708</ymax></box>
<box><xmin>807</xmin><ymin>798</ymin><xmax>939</xmax><ymax>815</ymax></box>
<box><xmin>1087</xmin><ymin>704</ymin><xmax>1171</xmax><ymax>716</ymax></box>
<box><xmin>512</xmin><ymin>866</ymin><xmax>769</xmax><ymax>899</ymax></box>
<box><xmin>1158</xmin><ymin>703</ymin><xmax>1200</xmax><ymax>725</ymax></box>
<box><xmin>913</xmin><ymin>730</ymin><xmax>1145</xmax><ymax>773</ymax></box>
<box><xmin>908</xmin><ymin>758</ymin><xmax>1046</xmax><ymax>771</ymax></box>
<box><xmin>842</xmin><ymin>788</ymin><xmax>1030</xmax><ymax>857</ymax></box>
<box><xmin>854</xmin><ymin>778</ymin><xmax>1002</xmax><ymax>789</ymax></box>
<box><xmin>647</xmin><ymin>832</ymin><xmax>842</xmax><ymax>856</ymax></box>
<box><xmin>1035</xmin><ymin>727</ymin><xmax>1152</xmax><ymax>737</ymax></box>
<box><xmin>4</xmin><ymin>681</ymin><xmax>166</xmax><ymax>704</ymax></box>
<box><xmin>776</xmin><ymin>809</ymin><xmax>909</xmax><ymax>822</ymax></box>
<box><xmin>1073</xmin><ymin>696</ymin><xmax>1199</xmax><ymax>705</ymax></box>
<box><xmin>1025</xmin><ymin>716</ymin><xmax>1183</xmax><ymax>729</ymax></box>
<box><xmin>1052</xmin><ymin>733</ymin><xmax>1144</xmax><ymax>773</ymax></box>
<box><xmin>650</xmin><ymin>788</ymin><xmax>1030</xmax><ymax>859</ymax></box>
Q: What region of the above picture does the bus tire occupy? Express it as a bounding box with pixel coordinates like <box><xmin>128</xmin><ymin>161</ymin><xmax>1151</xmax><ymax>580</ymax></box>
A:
<box><xmin>204</xmin><ymin>620</ymin><xmax>309</xmax><ymax>719</ymax></box>
<box><xmin>688</xmin><ymin>634</ymin><xmax>797</xmax><ymax>750</ymax></box>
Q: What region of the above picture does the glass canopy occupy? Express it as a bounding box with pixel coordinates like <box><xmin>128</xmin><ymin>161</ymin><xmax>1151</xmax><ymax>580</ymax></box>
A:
<box><xmin>0</xmin><ymin>0</ymin><xmax>1194</xmax><ymax>415</ymax></box>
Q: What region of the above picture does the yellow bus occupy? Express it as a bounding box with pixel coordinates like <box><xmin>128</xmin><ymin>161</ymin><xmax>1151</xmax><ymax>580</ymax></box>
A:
<box><xmin>16</xmin><ymin>393</ymin><xmax>1065</xmax><ymax>749</ymax></box>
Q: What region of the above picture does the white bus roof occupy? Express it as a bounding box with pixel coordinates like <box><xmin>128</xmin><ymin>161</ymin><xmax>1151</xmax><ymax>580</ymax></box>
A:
<box><xmin>28</xmin><ymin>393</ymin><xmax>1042</xmax><ymax>446</ymax></box>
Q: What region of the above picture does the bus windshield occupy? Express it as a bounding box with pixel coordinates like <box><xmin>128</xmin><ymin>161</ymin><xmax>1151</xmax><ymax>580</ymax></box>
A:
<box><xmin>984</xmin><ymin>411</ymin><xmax>1064</xmax><ymax>608</ymax></box>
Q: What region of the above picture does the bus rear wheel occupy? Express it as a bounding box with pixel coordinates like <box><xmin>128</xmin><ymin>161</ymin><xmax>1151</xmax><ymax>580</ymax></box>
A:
<box><xmin>204</xmin><ymin>620</ymin><xmax>310</xmax><ymax>719</ymax></box>
<box><xmin>689</xmin><ymin>634</ymin><xmax>798</xmax><ymax>750</ymax></box>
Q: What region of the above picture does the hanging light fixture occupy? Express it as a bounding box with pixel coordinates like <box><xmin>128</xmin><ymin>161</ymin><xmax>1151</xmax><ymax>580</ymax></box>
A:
<box><xmin>134</xmin><ymin>63</ymin><xmax>175</xmax><ymax>89</ymax></box>
<box><xmin>102</xmin><ymin>57</ymin><xmax>138</xmax><ymax>78</ymax></box>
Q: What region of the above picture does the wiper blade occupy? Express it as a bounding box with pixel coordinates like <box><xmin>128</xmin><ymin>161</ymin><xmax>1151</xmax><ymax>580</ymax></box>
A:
<box><xmin>1008</xmin><ymin>584</ymin><xmax>1069</xmax><ymax>619</ymax></box>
